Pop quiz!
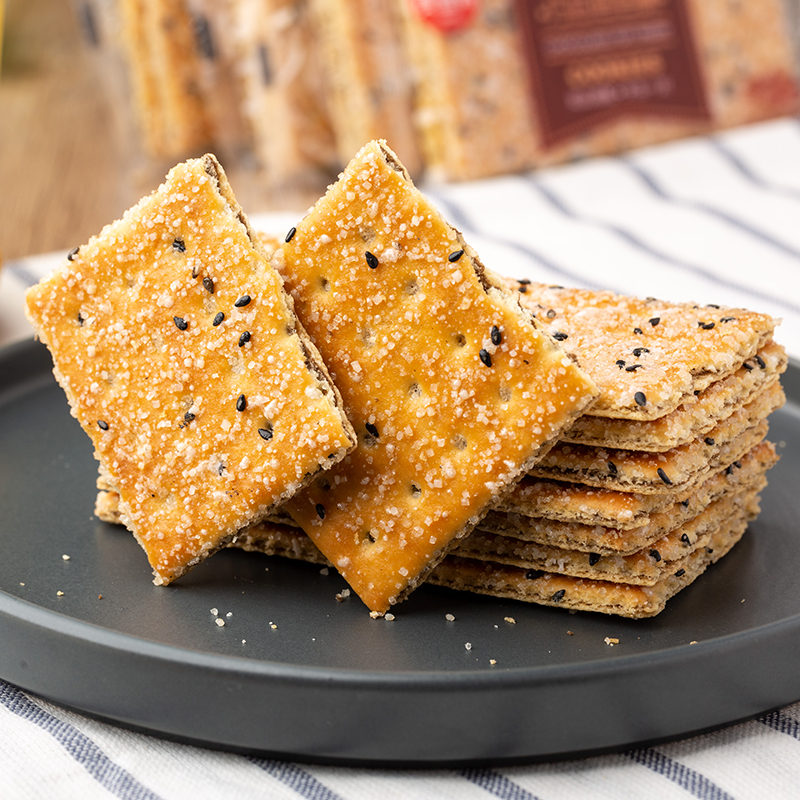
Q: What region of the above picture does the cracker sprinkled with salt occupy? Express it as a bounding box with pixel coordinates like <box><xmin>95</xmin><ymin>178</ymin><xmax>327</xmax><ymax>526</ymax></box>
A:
<box><xmin>509</xmin><ymin>281</ymin><xmax>777</xmax><ymax>421</ymax></box>
<box><xmin>26</xmin><ymin>154</ymin><xmax>356</xmax><ymax>584</ymax></box>
<box><xmin>273</xmin><ymin>140</ymin><xmax>598</xmax><ymax>612</ymax></box>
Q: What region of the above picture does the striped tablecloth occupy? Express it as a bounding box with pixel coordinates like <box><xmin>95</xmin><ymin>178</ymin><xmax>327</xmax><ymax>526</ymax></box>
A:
<box><xmin>2</xmin><ymin>118</ymin><xmax>800</xmax><ymax>799</ymax></box>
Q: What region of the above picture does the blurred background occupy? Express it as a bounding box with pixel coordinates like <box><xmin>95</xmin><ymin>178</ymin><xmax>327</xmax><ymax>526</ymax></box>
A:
<box><xmin>2</xmin><ymin>0</ymin><xmax>800</xmax><ymax>262</ymax></box>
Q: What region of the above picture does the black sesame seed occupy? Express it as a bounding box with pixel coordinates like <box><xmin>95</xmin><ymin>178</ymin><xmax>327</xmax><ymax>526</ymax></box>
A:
<box><xmin>448</xmin><ymin>249</ymin><xmax>464</xmax><ymax>262</ymax></box>
<box><xmin>67</xmin><ymin>246</ymin><xmax>80</xmax><ymax>261</ymax></box>
<box><xmin>743</xmin><ymin>362</ymin><xmax>753</xmax><ymax>371</ymax></box>
<box><xmin>616</xmin><ymin>359</ymin><xmax>626</xmax><ymax>369</ymax></box>
<box><xmin>258</xmin><ymin>426</ymin><xmax>273</xmax><ymax>441</ymax></box>
<box><xmin>365</xmin><ymin>251</ymin><xmax>379</xmax><ymax>269</ymax></box>
<box><xmin>675</xmin><ymin>568</ymin><xmax>686</xmax><ymax>578</ymax></box>
<box><xmin>365</xmin><ymin>422</ymin><xmax>379</xmax><ymax>438</ymax></box>
<box><xmin>649</xmin><ymin>317</ymin><xmax>660</xmax><ymax>326</ymax></box>
<box><xmin>657</xmin><ymin>468</ymin><xmax>672</xmax><ymax>486</ymax></box>
<box><xmin>607</xmin><ymin>461</ymin><xmax>617</xmax><ymax>475</ymax></box>
<box><xmin>734</xmin><ymin>460</ymin><xmax>742</xmax><ymax>469</ymax></box>
<box><xmin>238</xmin><ymin>331</ymin><xmax>251</xmax><ymax>347</ymax></box>
<box><xmin>518</xmin><ymin>285</ymin><xmax>528</xmax><ymax>293</ymax></box>
<box><xmin>552</xmin><ymin>331</ymin><xmax>568</xmax><ymax>341</ymax></box>
<box><xmin>212</xmin><ymin>312</ymin><xmax>224</xmax><ymax>326</ymax></box>
<box><xmin>707</xmin><ymin>304</ymin><xmax>720</xmax><ymax>309</ymax></box>
<box><xmin>681</xmin><ymin>533</ymin><xmax>691</xmax><ymax>545</ymax></box>
<box><xmin>490</xmin><ymin>325</ymin><xmax>502</xmax><ymax>346</ymax></box>
<box><xmin>706</xmin><ymin>547</ymin><xmax>714</xmax><ymax>555</ymax></box>
<box><xmin>705</xmin><ymin>437</ymin><xmax>715</xmax><ymax>446</ymax></box>
<box><xmin>97</xmin><ymin>420</ymin><xmax>109</xmax><ymax>431</ymax></box>
<box><xmin>754</xmin><ymin>354</ymin><xmax>766</xmax><ymax>369</ymax></box>
<box><xmin>315</xmin><ymin>503</ymin><xmax>326</xmax><ymax>520</ymax></box>
<box><xmin>411</xmin><ymin>484</ymin><xmax>421</xmax><ymax>497</ymax></box>
<box><xmin>721</xmin><ymin>316</ymin><xmax>736</xmax><ymax>323</ymax></box>
<box><xmin>173</xmin><ymin>316</ymin><xmax>188</xmax><ymax>330</ymax></box>
<box><xmin>726</xmin><ymin>464</ymin><xmax>735</xmax><ymax>475</ymax></box>
<box><xmin>202</xmin><ymin>276</ymin><xmax>215</xmax><ymax>293</ymax></box>
<box><xmin>184</xmin><ymin>411</ymin><xmax>195</xmax><ymax>423</ymax></box>
<box><xmin>632</xmin><ymin>347</ymin><xmax>650</xmax><ymax>357</ymax></box>
<box><xmin>172</xmin><ymin>237</ymin><xmax>186</xmax><ymax>253</ymax></box>
<box><xmin>588</xmin><ymin>553</ymin><xmax>601</xmax><ymax>566</ymax></box>
<box><xmin>681</xmin><ymin>499</ymin><xmax>690</xmax><ymax>508</ymax></box>
<box><xmin>77</xmin><ymin>312</ymin><xmax>86</xmax><ymax>326</ymax></box>
<box><xmin>234</xmin><ymin>294</ymin><xmax>251</xmax><ymax>308</ymax></box>
<box><xmin>218</xmin><ymin>463</ymin><xmax>226</xmax><ymax>475</ymax></box>
<box><xmin>551</xmin><ymin>589</ymin><xmax>566</xmax><ymax>602</ymax></box>
<box><xmin>285</xmin><ymin>226</ymin><xmax>296</xmax><ymax>243</ymax></box>
<box><xmin>546</xmin><ymin>309</ymin><xmax>556</xmax><ymax>319</ymax></box>
<box><xmin>479</xmin><ymin>348</ymin><xmax>493</xmax><ymax>367</ymax></box>
<box><xmin>236</xmin><ymin>394</ymin><xmax>247</xmax><ymax>412</ymax></box>
<box><xmin>634</xmin><ymin>391</ymin><xmax>647</xmax><ymax>407</ymax></box>
<box><xmin>650</xmin><ymin>549</ymin><xmax>662</xmax><ymax>562</ymax></box>
<box><xmin>625</xmin><ymin>364</ymin><xmax>642</xmax><ymax>372</ymax></box>
<box><xmin>525</xmin><ymin>569</ymin><xmax>543</xmax><ymax>580</ymax></box>
<box><xmin>699</xmin><ymin>321</ymin><xmax>715</xmax><ymax>330</ymax></box>
<box><xmin>633</xmin><ymin>327</ymin><xmax>643</xmax><ymax>335</ymax></box>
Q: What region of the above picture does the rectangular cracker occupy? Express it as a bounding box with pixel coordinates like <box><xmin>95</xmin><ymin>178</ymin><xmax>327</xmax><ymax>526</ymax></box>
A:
<box><xmin>271</xmin><ymin>140</ymin><xmax>599</xmax><ymax>612</ymax></box>
<box><xmin>502</xmin><ymin>439</ymin><xmax>779</xmax><ymax>530</ymax></box>
<box><xmin>26</xmin><ymin>154</ymin><xmax>356</xmax><ymax>585</ymax></box>
<box><xmin>488</xmin><ymin>440</ymin><xmax>777</xmax><ymax>554</ymax></box>
<box><xmin>509</xmin><ymin>280</ymin><xmax>779</xmax><ymax>421</ymax></box>
<box><xmin>530</xmin><ymin>380</ymin><xmax>783</xmax><ymax>493</ymax></box>
<box><xmin>559</xmin><ymin>341</ymin><xmax>786</xmax><ymax>451</ymax></box>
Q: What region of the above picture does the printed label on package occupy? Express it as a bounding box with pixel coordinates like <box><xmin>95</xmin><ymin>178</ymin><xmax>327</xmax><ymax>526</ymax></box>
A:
<box><xmin>513</xmin><ymin>0</ymin><xmax>711</xmax><ymax>147</ymax></box>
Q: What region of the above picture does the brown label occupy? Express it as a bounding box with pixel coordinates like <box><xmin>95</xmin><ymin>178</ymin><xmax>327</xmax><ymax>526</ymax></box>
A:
<box><xmin>513</xmin><ymin>0</ymin><xmax>711</xmax><ymax>147</ymax></box>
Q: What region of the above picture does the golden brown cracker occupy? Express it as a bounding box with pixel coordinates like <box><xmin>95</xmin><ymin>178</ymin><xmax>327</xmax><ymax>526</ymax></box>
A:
<box><xmin>510</xmin><ymin>280</ymin><xmax>778</xmax><ymax>421</ymax></box>
<box><xmin>273</xmin><ymin>140</ymin><xmax>599</xmax><ymax>612</ymax></box>
<box><xmin>27</xmin><ymin>154</ymin><xmax>355</xmax><ymax>584</ymax></box>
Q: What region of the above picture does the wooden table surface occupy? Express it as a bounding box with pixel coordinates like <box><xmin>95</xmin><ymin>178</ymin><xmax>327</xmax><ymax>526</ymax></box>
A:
<box><xmin>0</xmin><ymin>0</ymin><xmax>315</xmax><ymax>263</ymax></box>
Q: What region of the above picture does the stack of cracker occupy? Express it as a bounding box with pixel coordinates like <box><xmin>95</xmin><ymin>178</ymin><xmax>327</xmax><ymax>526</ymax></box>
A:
<box><xmin>85</xmin><ymin>142</ymin><xmax>786</xmax><ymax>619</ymax></box>
<box><xmin>210</xmin><ymin>282</ymin><xmax>786</xmax><ymax>618</ymax></box>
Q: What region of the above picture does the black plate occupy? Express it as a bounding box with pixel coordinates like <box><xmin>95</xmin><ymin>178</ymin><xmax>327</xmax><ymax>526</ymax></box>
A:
<box><xmin>1</xmin><ymin>338</ymin><xmax>799</xmax><ymax>766</ymax></box>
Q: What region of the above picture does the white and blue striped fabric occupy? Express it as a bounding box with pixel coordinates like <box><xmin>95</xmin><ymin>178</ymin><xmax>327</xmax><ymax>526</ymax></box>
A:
<box><xmin>2</xmin><ymin>117</ymin><xmax>800</xmax><ymax>799</ymax></box>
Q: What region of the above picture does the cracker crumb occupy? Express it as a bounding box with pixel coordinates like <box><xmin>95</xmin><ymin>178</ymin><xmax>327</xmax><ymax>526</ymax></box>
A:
<box><xmin>465</xmin><ymin>642</ymin><xmax>472</xmax><ymax>650</ymax></box>
<box><xmin>269</xmin><ymin>622</ymin><xmax>278</xmax><ymax>630</ymax></box>
<box><xmin>335</xmin><ymin>588</ymin><xmax>351</xmax><ymax>602</ymax></box>
<box><xmin>210</xmin><ymin>607</ymin><xmax>219</xmax><ymax>616</ymax></box>
<box><xmin>689</xmin><ymin>641</ymin><xmax>698</xmax><ymax>645</ymax></box>
<box><xmin>215</xmin><ymin>618</ymin><xmax>225</xmax><ymax>627</ymax></box>
<box><xmin>62</xmin><ymin>554</ymin><xmax>70</xmax><ymax>561</ymax></box>
<box><xmin>369</xmin><ymin>610</ymin><xmax>384</xmax><ymax>619</ymax></box>
<box><xmin>320</xmin><ymin>567</ymin><xmax>330</xmax><ymax>576</ymax></box>
<box><xmin>242</xmin><ymin>639</ymin><xmax>246</xmax><ymax>644</ymax></box>
<box><xmin>567</xmin><ymin>631</ymin><xmax>574</xmax><ymax>636</ymax></box>
<box><xmin>56</xmin><ymin>591</ymin><xmax>64</xmax><ymax>597</ymax></box>
<box><xmin>19</xmin><ymin>583</ymin><xmax>25</xmax><ymax>587</ymax></box>
<box><xmin>504</xmin><ymin>616</ymin><xmax>516</xmax><ymax>624</ymax></box>
<box><xmin>604</xmin><ymin>637</ymin><xmax>619</xmax><ymax>646</ymax></box>
<box><xmin>489</xmin><ymin>659</ymin><xmax>497</xmax><ymax>665</ymax></box>
<box><xmin>445</xmin><ymin>613</ymin><xmax>455</xmax><ymax>621</ymax></box>
<box><xmin>226</xmin><ymin>612</ymin><xmax>233</xmax><ymax>618</ymax></box>
<box><xmin>384</xmin><ymin>613</ymin><xmax>396</xmax><ymax>621</ymax></box>
<box><xmin>98</xmin><ymin>595</ymin><xmax>103</xmax><ymax>600</ymax></box>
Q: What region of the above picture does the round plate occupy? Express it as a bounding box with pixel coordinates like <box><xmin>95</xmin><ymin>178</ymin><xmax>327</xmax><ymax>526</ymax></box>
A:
<box><xmin>1</xmin><ymin>339</ymin><xmax>799</xmax><ymax>765</ymax></box>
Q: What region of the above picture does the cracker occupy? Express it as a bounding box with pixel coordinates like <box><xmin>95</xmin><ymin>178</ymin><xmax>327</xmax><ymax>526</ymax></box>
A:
<box><xmin>272</xmin><ymin>140</ymin><xmax>599</xmax><ymax>612</ymax></box>
<box><xmin>510</xmin><ymin>280</ymin><xmax>778</xmax><ymax>421</ymax></box>
<box><xmin>530</xmin><ymin>381</ymin><xmax>783</xmax><ymax>493</ymax></box>
<box><xmin>488</xmin><ymin>441</ymin><xmax>777</xmax><ymax>554</ymax></box>
<box><xmin>26</xmin><ymin>154</ymin><xmax>356</xmax><ymax>585</ymax></box>
<box><xmin>458</xmin><ymin>484</ymin><xmax>762</xmax><ymax>586</ymax></box>
<box><xmin>502</xmin><ymin>439</ymin><xmax>779</xmax><ymax>529</ymax></box>
<box><xmin>429</xmin><ymin>512</ymin><xmax>749</xmax><ymax>618</ymax></box>
<box><xmin>561</xmin><ymin>341</ymin><xmax>786</xmax><ymax>451</ymax></box>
